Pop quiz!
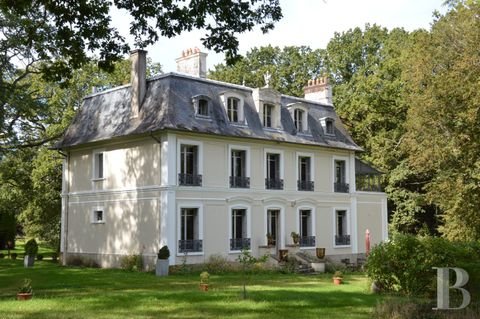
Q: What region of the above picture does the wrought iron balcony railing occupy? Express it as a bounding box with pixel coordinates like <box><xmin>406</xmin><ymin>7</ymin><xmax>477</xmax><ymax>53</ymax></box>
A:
<box><xmin>299</xmin><ymin>236</ymin><xmax>316</xmax><ymax>247</ymax></box>
<box><xmin>335</xmin><ymin>234</ymin><xmax>351</xmax><ymax>246</ymax></box>
<box><xmin>178</xmin><ymin>173</ymin><xmax>202</xmax><ymax>186</ymax></box>
<box><xmin>265</xmin><ymin>178</ymin><xmax>284</xmax><ymax>190</ymax></box>
<box><xmin>334</xmin><ymin>182</ymin><xmax>349</xmax><ymax>193</ymax></box>
<box><xmin>230</xmin><ymin>238</ymin><xmax>251</xmax><ymax>251</ymax></box>
<box><xmin>297</xmin><ymin>180</ymin><xmax>314</xmax><ymax>191</ymax></box>
<box><xmin>230</xmin><ymin>176</ymin><xmax>250</xmax><ymax>188</ymax></box>
<box><xmin>178</xmin><ymin>239</ymin><xmax>203</xmax><ymax>253</ymax></box>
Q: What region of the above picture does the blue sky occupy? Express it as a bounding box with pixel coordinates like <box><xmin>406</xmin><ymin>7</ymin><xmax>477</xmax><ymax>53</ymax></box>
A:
<box><xmin>111</xmin><ymin>0</ymin><xmax>447</xmax><ymax>72</ymax></box>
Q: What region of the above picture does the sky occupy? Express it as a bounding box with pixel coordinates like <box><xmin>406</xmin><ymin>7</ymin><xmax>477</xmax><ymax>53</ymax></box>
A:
<box><xmin>110</xmin><ymin>0</ymin><xmax>447</xmax><ymax>72</ymax></box>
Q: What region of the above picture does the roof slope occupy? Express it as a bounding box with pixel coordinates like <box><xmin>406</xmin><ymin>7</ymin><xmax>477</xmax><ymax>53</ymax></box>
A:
<box><xmin>56</xmin><ymin>73</ymin><xmax>361</xmax><ymax>151</ymax></box>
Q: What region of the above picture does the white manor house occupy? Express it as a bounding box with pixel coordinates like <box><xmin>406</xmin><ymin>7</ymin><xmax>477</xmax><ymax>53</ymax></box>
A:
<box><xmin>55</xmin><ymin>48</ymin><xmax>387</xmax><ymax>268</ymax></box>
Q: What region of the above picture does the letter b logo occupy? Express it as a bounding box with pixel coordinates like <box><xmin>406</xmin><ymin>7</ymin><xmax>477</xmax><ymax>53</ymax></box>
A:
<box><xmin>433</xmin><ymin>267</ymin><xmax>471</xmax><ymax>310</ymax></box>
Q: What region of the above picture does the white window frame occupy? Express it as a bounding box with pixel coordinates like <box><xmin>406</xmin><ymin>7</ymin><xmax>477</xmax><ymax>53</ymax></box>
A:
<box><xmin>264</xmin><ymin>205</ymin><xmax>286</xmax><ymax>248</ymax></box>
<box><xmin>228</xmin><ymin>204</ymin><xmax>251</xmax><ymax>253</ymax></box>
<box><xmin>91</xmin><ymin>206</ymin><xmax>105</xmax><ymax>224</ymax></box>
<box><xmin>260</xmin><ymin>102</ymin><xmax>281</xmax><ymax>129</ymax></box>
<box><xmin>92</xmin><ymin>149</ymin><xmax>106</xmax><ymax>181</ymax></box>
<box><xmin>220</xmin><ymin>92</ymin><xmax>245</xmax><ymax>124</ymax></box>
<box><xmin>332</xmin><ymin>207</ymin><xmax>351</xmax><ymax>248</ymax></box>
<box><xmin>192</xmin><ymin>95</ymin><xmax>211</xmax><ymax>119</ymax></box>
<box><xmin>320</xmin><ymin>117</ymin><xmax>335</xmax><ymax>136</ymax></box>
<box><xmin>177</xmin><ymin>139</ymin><xmax>203</xmax><ymax>186</ymax></box>
<box><xmin>296</xmin><ymin>206</ymin><xmax>316</xmax><ymax>249</ymax></box>
<box><xmin>296</xmin><ymin>152</ymin><xmax>315</xmax><ymax>186</ymax></box>
<box><xmin>291</xmin><ymin>106</ymin><xmax>309</xmax><ymax>133</ymax></box>
<box><xmin>227</xmin><ymin>145</ymin><xmax>251</xmax><ymax>188</ymax></box>
<box><xmin>177</xmin><ymin>202</ymin><xmax>204</xmax><ymax>256</ymax></box>
<box><xmin>332</xmin><ymin>155</ymin><xmax>350</xmax><ymax>193</ymax></box>
<box><xmin>264</xmin><ymin>148</ymin><xmax>284</xmax><ymax>190</ymax></box>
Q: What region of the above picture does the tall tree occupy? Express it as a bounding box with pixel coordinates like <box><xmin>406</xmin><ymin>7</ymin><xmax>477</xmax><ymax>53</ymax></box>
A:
<box><xmin>0</xmin><ymin>0</ymin><xmax>282</xmax><ymax>150</ymax></box>
<box><xmin>401</xmin><ymin>1</ymin><xmax>480</xmax><ymax>240</ymax></box>
<box><xmin>209</xmin><ymin>45</ymin><xmax>325</xmax><ymax>97</ymax></box>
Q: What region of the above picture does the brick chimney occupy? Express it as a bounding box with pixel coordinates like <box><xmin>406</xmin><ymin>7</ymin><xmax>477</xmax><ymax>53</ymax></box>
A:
<box><xmin>303</xmin><ymin>77</ymin><xmax>333</xmax><ymax>105</ymax></box>
<box><xmin>130</xmin><ymin>49</ymin><xmax>147</xmax><ymax>117</ymax></box>
<box><xmin>176</xmin><ymin>47</ymin><xmax>207</xmax><ymax>78</ymax></box>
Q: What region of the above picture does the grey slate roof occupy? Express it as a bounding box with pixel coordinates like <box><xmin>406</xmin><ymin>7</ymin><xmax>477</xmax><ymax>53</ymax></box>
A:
<box><xmin>56</xmin><ymin>73</ymin><xmax>362</xmax><ymax>151</ymax></box>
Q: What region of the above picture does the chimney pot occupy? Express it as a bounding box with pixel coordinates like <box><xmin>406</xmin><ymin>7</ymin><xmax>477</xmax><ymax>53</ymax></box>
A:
<box><xmin>304</xmin><ymin>76</ymin><xmax>333</xmax><ymax>105</ymax></box>
<box><xmin>176</xmin><ymin>48</ymin><xmax>208</xmax><ymax>78</ymax></box>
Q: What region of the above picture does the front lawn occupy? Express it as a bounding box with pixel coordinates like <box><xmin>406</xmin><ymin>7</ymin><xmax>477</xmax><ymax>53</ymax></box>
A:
<box><xmin>0</xmin><ymin>259</ymin><xmax>383</xmax><ymax>319</ymax></box>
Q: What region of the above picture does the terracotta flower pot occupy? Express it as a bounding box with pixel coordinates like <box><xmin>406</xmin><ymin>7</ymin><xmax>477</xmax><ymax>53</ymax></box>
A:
<box><xmin>199</xmin><ymin>283</ymin><xmax>209</xmax><ymax>292</ymax></box>
<box><xmin>17</xmin><ymin>293</ymin><xmax>33</xmax><ymax>301</ymax></box>
<box><xmin>333</xmin><ymin>277</ymin><xmax>343</xmax><ymax>285</ymax></box>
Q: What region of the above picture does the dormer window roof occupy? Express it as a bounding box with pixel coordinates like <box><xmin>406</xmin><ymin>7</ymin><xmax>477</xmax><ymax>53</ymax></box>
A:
<box><xmin>252</xmin><ymin>87</ymin><xmax>282</xmax><ymax>130</ymax></box>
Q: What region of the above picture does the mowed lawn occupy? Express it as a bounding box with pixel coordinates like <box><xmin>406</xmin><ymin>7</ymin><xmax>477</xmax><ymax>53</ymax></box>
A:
<box><xmin>0</xmin><ymin>259</ymin><xmax>382</xmax><ymax>319</ymax></box>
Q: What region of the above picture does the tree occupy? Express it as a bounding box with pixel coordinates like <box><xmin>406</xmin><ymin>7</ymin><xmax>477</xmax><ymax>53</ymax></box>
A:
<box><xmin>209</xmin><ymin>45</ymin><xmax>325</xmax><ymax>97</ymax></box>
<box><xmin>401</xmin><ymin>1</ymin><xmax>480</xmax><ymax>240</ymax></box>
<box><xmin>0</xmin><ymin>0</ymin><xmax>282</xmax><ymax>150</ymax></box>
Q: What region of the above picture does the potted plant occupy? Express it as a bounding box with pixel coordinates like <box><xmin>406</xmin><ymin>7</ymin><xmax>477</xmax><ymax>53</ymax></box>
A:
<box><xmin>199</xmin><ymin>271</ymin><xmax>210</xmax><ymax>291</ymax></box>
<box><xmin>266</xmin><ymin>233</ymin><xmax>274</xmax><ymax>246</ymax></box>
<box><xmin>290</xmin><ymin>232</ymin><xmax>300</xmax><ymax>245</ymax></box>
<box><xmin>316</xmin><ymin>247</ymin><xmax>326</xmax><ymax>259</ymax></box>
<box><xmin>17</xmin><ymin>279</ymin><xmax>33</xmax><ymax>300</ymax></box>
<box><xmin>333</xmin><ymin>271</ymin><xmax>343</xmax><ymax>285</ymax></box>
<box><xmin>24</xmin><ymin>239</ymin><xmax>38</xmax><ymax>268</ymax></box>
<box><xmin>156</xmin><ymin>245</ymin><xmax>170</xmax><ymax>276</ymax></box>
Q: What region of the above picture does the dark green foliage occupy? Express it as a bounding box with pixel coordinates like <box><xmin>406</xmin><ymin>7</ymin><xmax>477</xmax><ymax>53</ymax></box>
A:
<box><xmin>36</xmin><ymin>254</ymin><xmax>44</xmax><ymax>261</ymax></box>
<box><xmin>24</xmin><ymin>239</ymin><xmax>38</xmax><ymax>256</ymax></box>
<box><xmin>11</xmin><ymin>252</ymin><xmax>17</xmax><ymax>260</ymax></box>
<box><xmin>366</xmin><ymin>234</ymin><xmax>480</xmax><ymax>296</ymax></box>
<box><xmin>0</xmin><ymin>212</ymin><xmax>15</xmax><ymax>249</ymax></box>
<box><xmin>157</xmin><ymin>246</ymin><xmax>170</xmax><ymax>259</ymax></box>
<box><xmin>120</xmin><ymin>254</ymin><xmax>143</xmax><ymax>271</ymax></box>
<box><xmin>17</xmin><ymin>278</ymin><xmax>32</xmax><ymax>294</ymax></box>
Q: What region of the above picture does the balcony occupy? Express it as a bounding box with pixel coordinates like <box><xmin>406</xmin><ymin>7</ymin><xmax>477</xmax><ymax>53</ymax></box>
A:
<box><xmin>178</xmin><ymin>239</ymin><xmax>203</xmax><ymax>253</ymax></box>
<box><xmin>299</xmin><ymin>236</ymin><xmax>316</xmax><ymax>247</ymax></box>
<box><xmin>265</xmin><ymin>178</ymin><xmax>284</xmax><ymax>190</ymax></box>
<box><xmin>230</xmin><ymin>176</ymin><xmax>250</xmax><ymax>188</ymax></box>
<box><xmin>335</xmin><ymin>234</ymin><xmax>351</xmax><ymax>246</ymax></box>
<box><xmin>178</xmin><ymin>173</ymin><xmax>202</xmax><ymax>186</ymax></box>
<box><xmin>230</xmin><ymin>238</ymin><xmax>251</xmax><ymax>251</ymax></box>
<box><xmin>334</xmin><ymin>182</ymin><xmax>349</xmax><ymax>193</ymax></box>
<box><xmin>297</xmin><ymin>180</ymin><xmax>314</xmax><ymax>191</ymax></box>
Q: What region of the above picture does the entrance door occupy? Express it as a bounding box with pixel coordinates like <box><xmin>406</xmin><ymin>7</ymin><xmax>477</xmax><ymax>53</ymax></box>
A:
<box><xmin>267</xmin><ymin>209</ymin><xmax>280</xmax><ymax>254</ymax></box>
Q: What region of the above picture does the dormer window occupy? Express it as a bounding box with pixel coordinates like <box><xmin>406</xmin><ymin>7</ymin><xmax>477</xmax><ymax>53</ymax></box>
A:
<box><xmin>221</xmin><ymin>92</ymin><xmax>245</xmax><ymax>124</ymax></box>
<box><xmin>288</xmin><ymin>103</ymin><xmax>309</xmax><ymax>133</ymax></box>
<box><xmin>192</xmin><ymin>95</ymin><xmax>211</xmax><ymax>118</ymax></box>
<box><xmin>320</xmin><ymin>117</ymin><xmax>335</xmax><ymax>136</ymax></box>
<box><xmin>227</xmin><ymin>97</ymin><xmax>239</xmax><ymax>122</ymax></box>
<box><xmin>263</xmin><ymin>104</ymin><xmax>274</xmax><ymax>127</ymax></box>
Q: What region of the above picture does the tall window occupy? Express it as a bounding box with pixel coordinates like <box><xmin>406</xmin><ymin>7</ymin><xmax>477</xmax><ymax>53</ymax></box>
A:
<box><xmin>197</xmin><ymin>99</ymin><xmax>209</xmax><ymax>117</ymax></box>
<box><xmin>299</xmin><ymin>209</ymin><xmax>315</xmax><ymax>247</ymax></box>
<box><xmin>231</xmin><ymin>209</ymin><xmax>250</xmax><ymax>251</ymax></box>
<box><xmin>227</xmin><ymin>97</ymin><xmax>239</xmax><ymax>122</ymax></box>
<box><xmin>179</xmin><ymin>208</ymin><xmax>202</xmax><ymax>252</ymax></box>
<box><xmin>94</xmin><ymin>152</ymin><xmax>104</xmax><ymax>179</ymax></box>
<box><xmin>263</xmin><ymin>103</ymin><xmax>274</xmax><ymax>127</ymax></box>
<box><xmin>179</xmin><ymin>145</ymin><xmax>201</xmax><ymax>186</ymax></box>
<box><xmin>335</xmin><ymin>210</ymin><xmax>350</xmax><ymax>246</ymax></box>
<box><xmin>334</xmin><ymin>160</ymin><xmax>348</xmax><ymax>192</ymax></box>
<box><xmin>294</xmin><ymin>109</ymin><xmax>304</xmax><ymax>132</ymax></box>
<box><xmin>326</xmin><ymin>119</ymin><xmax>334</xmax><ymax>135</ymax></box>
<box><xmin>266</xmin><ymin>153</ymin><xmax>283</xmax><ymax>189</ymax></box>
<box><xmin>267</xmin><ymin>209</ymin><xmax>279</xmax><ymax>245</ymax></box>
<box><xmin>230</xmin><ymin>150</ymin><xmax>249</xmax><ymax>188</ymax></box>
<box><xmin>298</xmin><ymin>156</ymin><xmax>313</xmax><ymax>191</ymax></box>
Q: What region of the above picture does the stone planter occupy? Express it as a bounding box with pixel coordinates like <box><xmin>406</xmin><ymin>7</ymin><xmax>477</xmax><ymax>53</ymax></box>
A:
<box><xmin>316</xmin><ymin>248</ymin><xmax>326</xmax><ymax>259</ymax></box>
<box><xmin>278</xmin><ymin>249</ymin><xmax>288</xmax><ymax>261</ymax></box>
<box><xmin>310</xmin><ymin>262</ymin><xmax>325</xmax><ymax>273</ymax></box>
<box><xmin>24</xmin><ymin>255</ymin><xmax>35</xmax><ymax>268</ymax></box>
<box><xmin>155</xmin><ymin>259</ymin><xmax>169</xmax><ymax>276</ymax></box>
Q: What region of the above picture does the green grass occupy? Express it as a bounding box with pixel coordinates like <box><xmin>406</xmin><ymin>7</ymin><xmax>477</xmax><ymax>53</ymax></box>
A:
<box><xmin>0</xmin><ymin>239</ymin><xmax>56</xmax><ymax>260</ymax></box>
<box><xmin>0</xmin><ymin>259</ymin><xmax>384</xmax><ymax>319</ymax></box>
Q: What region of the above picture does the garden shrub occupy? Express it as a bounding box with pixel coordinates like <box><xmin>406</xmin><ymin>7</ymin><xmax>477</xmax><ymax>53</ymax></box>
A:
<box><xmin>204</xmin><ymin>254</ymin><xmax>233</xmax><ymax>273</ymax></box>
<box><xmin>0</xmin><ymin>253</ymin><xmax>4</xmax><ymax>259</ymax></box>
<box><xmin>24</xmin><ymin>239</ymin><xmax>38</xmax><ymax>256</ymax></box>
<box><xmin>120</xmin><ymin>254</ymin><xmax>143</xmax><ymax>271</ymax></box>
<box><xmin>366</xmin><ymin>234</ymin><xmax>480</xmax><ymax>296</ymax></box>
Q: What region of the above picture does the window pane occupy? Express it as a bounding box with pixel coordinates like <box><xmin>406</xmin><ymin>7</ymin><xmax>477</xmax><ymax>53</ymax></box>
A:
<box><xmin>263</xmin><ymin>104</ymin><xmax>273</xmax><ymax>127</ymax></box>
<box><xmin>181</xmin><ymin>145</ymin><xmax>198</xmax><ymax>175</ymax></box>
<box><xmin>299</xmin><ymin>157</ymin><xmax>310</xmax><ymax>182</ymax></box>
<box><xmin>198</xmin><ymin>99</ymin><xmax>208</xmax><ymax>116</ymax></box>
<box><xmin>96</xmin><ymin>153</ymin><xmax>104</xmax><ymax>178</ymax></box>
<box><xmin>228</xmin><ymin>98</ymin><xmax>239</xmax><ymax>122</ymax></box>
<box><xmin>231</xmin><ymin>150</ymin><xmax>246</xmax><ymax>177</ymax></box>
<box><xmin>267</xmin><ymin>153</ymin><xmax>280</xmax><ymax>179</ymax></box>
<box><xmin>232</xmin><ymin>209</ymin><xmax>246</xmax><ymax>239</ymax></box>
<box><xmin>294</xmin><ymin>109</ymin><xmax>303</xmax><ymax>131</ymax></box>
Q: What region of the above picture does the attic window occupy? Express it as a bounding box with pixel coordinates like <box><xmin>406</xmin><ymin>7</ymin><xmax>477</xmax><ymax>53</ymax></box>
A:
<box><xmin>263</xmin><ymin>104</ymin><xmax>274</xmax><ymax>127</ymax></box>
<box><xmin>326</xmin><ymin>119</ymin><xmax>334</xmax><ymax>135</ymax></box>
<box><xmin>193</xmin><ymin>95</ymin><xmax>210</xmax><ymax>118</ymax></box>
<box><xmin>221</xmin><ymin>92</ymin><xmax>245</xmax><ymax>124</ymax></box>
<box><xmin>288</xmin><ymin>103</ymin><xmax>309</xmax><ymax>133</ymax></box>
<box><xmin>227</xmin><ymin>97</ymin><xmax>240</xmax><ymax>122</ymax></box>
